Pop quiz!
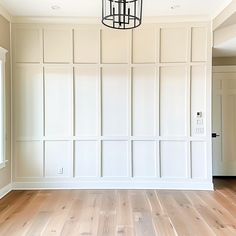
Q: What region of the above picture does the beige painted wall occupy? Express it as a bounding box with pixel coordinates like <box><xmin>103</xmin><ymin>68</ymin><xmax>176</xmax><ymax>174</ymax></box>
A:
<box><xmin>0</xmin><ymin>15</ymin><xmax>11</xmax><ymax>189</ymax></box>
<box><xmin>213</xmin><ymin>56</ymin><xmax>236</xmax><ymax>66</ymax></box>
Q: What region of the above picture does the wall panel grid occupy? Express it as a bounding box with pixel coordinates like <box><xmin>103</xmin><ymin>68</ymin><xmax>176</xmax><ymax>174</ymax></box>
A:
<box><xmin>12</xmin><ymin>22</ymin><xmax>212</xmax><ymax>188</ymax></box>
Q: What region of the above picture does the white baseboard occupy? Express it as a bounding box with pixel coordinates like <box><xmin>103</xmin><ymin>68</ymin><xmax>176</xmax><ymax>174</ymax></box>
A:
<box><xmin>12</xmin><ymin>181</ymin><xmax>214</xmax><ymax>191</ymax></box>
<box><xmin>0</xmin><ymin>183</ymin><xmax>12</xmax><ymax>199</ymax></box>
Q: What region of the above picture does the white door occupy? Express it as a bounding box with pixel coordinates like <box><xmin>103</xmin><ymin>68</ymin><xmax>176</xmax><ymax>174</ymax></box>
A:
<box><xmin>213</xmin><ymin>68</ymin><xmax>236</xmax><ymax>176</ymax></box>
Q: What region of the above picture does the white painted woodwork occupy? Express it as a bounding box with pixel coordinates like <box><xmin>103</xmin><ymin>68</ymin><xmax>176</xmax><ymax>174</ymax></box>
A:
<box><xmin>160</xmin><ymin>27</ymin><xmax>188</xmax><ymax>62</ymax></box>
<box><xmin>74</xmin><ymin>28</ymin><xmax>100</xmax><ymax>63</ymax></box>
<box><xmin>132</xmin><ymin>67</ymin><xmax>156</xmax><ymax>136</ymax></box>
<box><xmin>191</xmin><ymin>27</ymin><xmax>207</xmax><ymax>62</ymax></box>
<box><xmin>101</xmin><ymin>30</ymin><xmax>129</xmax><ymax>63</ymax></box>
<box><xmin>102</xmin><ymin>67</ymin><xmax>129</xmax><ymax>136</ymax></box>
<box><xmin>160</xmin><ymin>66</ymin><xmax>187</xmax><ymax>136</ymax></box>
<box><xmin>14</xmin><ymin>65</ymin><xmax>43</xmax><ymax>138</ymax></box>
<box><xmin>160</xmin><ymin>141</ymin><xmax>188</xmax><ymax>178</ymax></box>
<box><xmin>102</xmin><ymin>141</ymin><xmax>128</xmax><ymax>177</ymax></box>
<box><xmin>15</xmin><ymin>141</ymin><xmax>43</xmax><ymax>178</ymax></box>
<box><xmin>191</xmin><ymin>142</ymin><xmax>207</xmax><ymax>179</ymax></box>
<box><xmin>43</xmin><ymin>29</ymin><xmax>72</xmax><ymax>63</ymax></box>
<box><xmin>132</xmin><ymin>25</ymin><xmax>157</xmax><ymax>63</ymax></box>
<box><xmin>74</xmin><ymin>67</ymin><xmax>99</xmax><ymax>136</ymax></box>
<box><xmin>132</xmin><ymin>141</ymin><xmax>156</xmax><ymax>177</ymax></box>
<box><xmin>12</xmin><ymin>22</ymin><xmax>212</xmax><ymax>189</ymax></box>
<box><xmin>75</xmin><ymin>141</ymin><xmax>99</xmax><ymax>177</ymax></box>
<box><xmin>44</xmin><ymin>67</ymin><xmax>73</xmax><ymax>137</ymax></box>
<box><xmin>45</xmin><ymin>141</ymin><xmax>72</xmax><ymax>177</ymax></box>
<box><xmin>14</xmin><ymin>28</ymin><xmax>41</xmax><ymax>63</ymax></box>
<box><xmin>213</xmin><ymin>68</ymin><xmax>236</xmax><ymax>176</ymax></box>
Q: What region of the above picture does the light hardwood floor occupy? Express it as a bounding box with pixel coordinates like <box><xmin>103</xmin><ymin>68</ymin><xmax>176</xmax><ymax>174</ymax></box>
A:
<box><xmin>0</xmin><ymin>178</ymin><xmax>236</xmax><ymax>236</ymax></box>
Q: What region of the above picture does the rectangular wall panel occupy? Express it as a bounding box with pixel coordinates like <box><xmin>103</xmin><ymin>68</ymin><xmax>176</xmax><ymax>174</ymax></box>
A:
<box><xmin>102</xmin><ymin>141</ymin><xmax>128</xmax><ymax>177</ymax></box>
<box><xmin>74</xmin><ymin>28</ymin><xmax>100</xmax><ymax>63</ymax></box>
<box><xmin>14</xmin><ymin>28</ymin><xmax>41</xmax><ymax>63</ymax></box>
<box><xmin>133</xmin><ymin>26</ymin><xmax>157</xmax><ymax>63</ymax></box>
<box><xmin>45</xmin><ymin>141</ymin><xmax>72</xmax><ymax>177</ymax></box>
<box><xmin>160</xmin><ymin>67</ymin><xmax>187</xmax><ymax>136</ymax></box>
<box><xmin>75</xmin><ymin>67</ymin><xmax>99</xmax><ymax>136</ymax></box>
<box><xmin>102</xmin><ymin>67</ymin><xmax>129</xmax><ymax>136</ymax></box>
<box><xmin>132</xmin><ymin>141</ymin><xmax>156</xmax><ymax>177</ymax></box>
<box><xmin>102</xmin><ymin>30</ymin><xmax>129</xmax><ymax>63</ymax></box>
<box><xmin>15</xmin><ymin>141</ymin><xmax>43</xmax><ymax>178</ymax></box>
<box><xmin>75</xmin><ymin>141</ymin><xmax>99</xmax><ymax>177</ymax></box>
<box><xmin>191</xmin><ymin>27</ymin><xmax>207</xmax><ymax>62</ymax></box>
<box><xmin>132</xmin><ymin>67</ymin><xmax>156</xmax><ymax>136</ymax></box>
<box><xmin>45</xmin><ymin>67</ymin><xmax>73</xmax><ymax>137</ymax></box>
<box><xmin>44</xmin><ymin>29</ymin><xmax>72</xmax><ymax>63</ymax></box>
<box><xmin>191</xmin><ymin>66</ymin><xmax>206</xmax><ymax>136</ymax></box>
<box><xmin>160</xmin><ymin>28</ymin><xmax>188</xmax><ymax>63</ymax></box>
<box><xmin>191</xmin><ymin>142</ymin><xmax>207</xmax><ymax>179</ymax></box>
<box><xmin>14</xmin><ymin>65</ymin><xmax>43</xmax><ymax>138</ymax></box>
<box><xmin>161</xmin><ymin>141</ymin><xmax>188</xmax><ymax>178</ymax></box>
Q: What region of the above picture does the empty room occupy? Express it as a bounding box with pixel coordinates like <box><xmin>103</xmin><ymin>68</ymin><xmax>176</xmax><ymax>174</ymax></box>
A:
<box><xmin>0</xmin><ymin>0</ymin><xmax>236</xmax><ymax>235</ymax></box>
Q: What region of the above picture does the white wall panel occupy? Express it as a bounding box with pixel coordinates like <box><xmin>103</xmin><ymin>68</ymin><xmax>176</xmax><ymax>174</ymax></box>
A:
<box><xmin>102</xmin><ymin>30</ymin><xmax>129</xmax><ymax>63</ymax></box>
<box><xmin>102</xmin><ymin>141</ymin><xmax>128</xmax><ymax>177</ymax></box>
<box><xmin>44</xmin><ymin>67</ymin><xmax>73</xmax><ymax>137</ymax></box>
<box><xmin>160</xmin><ymin>28</ymin><xmax>188</xmax><ymax>63</ymax></box>
<box><xmin>45</xmin><ymin>141</ymin><xmax>72</xmax><ymax>177</ymax></box>
<box><xmin>161</xmin><ymin>141</ymin><xmax>188</xmax><ymax>178</ymax></box>
<box><xmin>74</xmin><ymin>28</ymin><xmax>100</xmax><ymax>63</ymax></box>
<box><xmin>75</xmin><ymin>141</ymin><xmax>99</xmax><ymax>177</ymax></box>
<box><xmin>191</xmin><ymin>27</ymin><xmax>207</xmax><ymax>62</ymax></box>
<box><xmin>191</xmin><ymin>66</ymin><xmax>206</xmax><ymax>136</ymax></box>
<box><xmin>160</xmin><ymin>67</ymin><xmax>187</xmax><ymax>136</ymax></box>
<box><xmin>14</xmin><ymin>65</ymin><xmax>43</xmax><ymax>138</ymax></box>
<box><xmin>132</xmin><ymin>67</ymin><xmax>156</xmax><ymax>136</ymax></box>
<box><xmin>102</xmin><ymin>67</ymin><xmax>129</xmax><ymax>136</ymax></box>
<box><xmin>75</xmin><ymin>67</ymin><xmax>99</xmax><ymax>136</ymax></box>
<box><xmin>44</xmin><ymin>29</ymin><xmax>72</xmax><ymax>63</ymax></box>
<box><xmin>132</xmin><ymin>141</ymin><xmax>156</xmax><ymax>177</ymax></box>
<box><xmin>14</xmin><ymin>28</ymin><xmax>41</xmax><ymax>63</ymax></box>
<box><xmin>132</xmin><ymin>26</ymin><xmax>157</xmax><ymax>63</ymax></box>
<box><xmin>16</xmin><ymin>141</ymin><xmax>43</xmax><ymax>178</ymax></box>
<box><xmin>191</xmin><ymin>142</ymin><xmax>207</xmax><ymax>179</ymax></box>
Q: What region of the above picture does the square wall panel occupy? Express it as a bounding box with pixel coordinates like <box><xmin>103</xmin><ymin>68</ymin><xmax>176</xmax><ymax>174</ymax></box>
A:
<box><xmin>160</xmin><ymin>141</ymin><xmax>188</xmax><ymax>178</ymax></box>
<box><xmin>102</xmin><ymin>141</ymin><xmax>128</xmax><ymax>177</ymax></box>
<box><xmin>44</xmin><ymin>67</ymin><xmax>73</xmax><ymax>137</ymax></box>
<box><xmin>191</xmin><ymin>142</ymin><xmax>207</xmax><ymax>179</ymax></box>
<box><xmin>44</xmin><ymin>29</ymin><xmax>72</xmax><ymax>63</ymax></box>
<box><xmin>14</xmin><ymin>28</ymin><xmax>41</xmax><ymax>63</ymax></box>
<box><xmin>75</xmin><ymin>141</ymin><xmax>99</xmax><ymax>177</ymax></box>
<box><xmin>14</xmin><ymin>65</ymin><xmax>43</xmax><ymax>138</ymax></box>
<box><xmin>132</xmin><ymin>141</ymin><xmax>156</xmax><ymax>177</ymax></box>
<box><xmin>191</xmin><ymin>27</ymin><xmax>207</xmax><ymax>62</ymax></box>
<box><xmin>75</xmin><ymin>67</ymin><xmax>99</xmax><ymax>136</ymax></box>
<box><xmin>160</xmin><ymin>28</ymin><xmax>188</xmax><ymax>63</ymax></box>
<box><xmin>102</xmin><ymin>67</ymin><xmax>129</xmax><ymax>136</ymax></box>
<box><xmin>160</xmin><ymin>67</ymin><xmax>187</xmax><ymax>136</ymax></box>
<box><xmin>74</xmin><ymin>28</ymin><xmax>100</xmax><ymax>63</ymax></box>
<box><xmin>102</xmin><ymin>30</ymin><xmax>130</xmax><ymax>63</ymax></box>
<box><xmin>132</xmin><ymin>26</ymin><xmax>157</xmax><ymax>63</ymax></box>
<box><xmin>15</xmin><ymin>141</ymin><xmax>43</xmax><ymax>178</ymax></box>
<box><xmin>45</xmin><ymin>141</ymin><xmax>72</xmax><ymax>177</ymax></box>
<box><xmin>132</xmin><ymin>67</ymin><xmax>156</xmax><ymax>136</ymax></box>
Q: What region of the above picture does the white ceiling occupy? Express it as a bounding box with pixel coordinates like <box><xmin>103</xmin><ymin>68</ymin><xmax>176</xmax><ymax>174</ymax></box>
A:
<box><xmin>213</xmin><ymin>38</ymin><xmax>236</xmax><ymax>57</ymax></box>
<box><xmin>0</xmin><ymin>0</ymin><xmax>232</xmax><ymax>17</ymax></box>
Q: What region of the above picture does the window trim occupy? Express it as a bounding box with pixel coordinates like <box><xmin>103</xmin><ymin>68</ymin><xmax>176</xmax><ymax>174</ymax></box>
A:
<box><xmin>0</xmin><ymin>47</ymin><xmax>8</xmax><ymax>169</ymax></box>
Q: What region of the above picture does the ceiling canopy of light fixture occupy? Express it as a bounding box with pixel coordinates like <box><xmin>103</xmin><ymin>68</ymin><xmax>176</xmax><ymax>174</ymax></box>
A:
<box><xmin>102</xmin><ymin>0</ymin><xmax>143</xmax><ymax>30</ymax></box>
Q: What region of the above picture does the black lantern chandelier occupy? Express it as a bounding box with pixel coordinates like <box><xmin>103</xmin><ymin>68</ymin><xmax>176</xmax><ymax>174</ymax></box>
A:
<box><xmin>102</xmin><ymin>0</ymin><xmax>143</xmax><ymax>30</ymax></box>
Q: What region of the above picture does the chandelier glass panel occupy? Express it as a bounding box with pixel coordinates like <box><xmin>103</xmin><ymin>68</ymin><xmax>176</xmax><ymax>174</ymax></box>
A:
<box><xmin>102</xmin><ymin>0</ymin><xmax>143</xmax><ymax>29</ymax></box>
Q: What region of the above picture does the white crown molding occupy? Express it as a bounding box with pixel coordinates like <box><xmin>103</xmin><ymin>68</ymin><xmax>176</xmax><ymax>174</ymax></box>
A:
<box><xmin>11</xmin><ymin>15</ymin><xmax>211</xmax><ymax>24</ymax></box>
<box><xmin>0</xmin><ymin>4</ymin><xmax>11</xmax><ymax>22</ymax></box>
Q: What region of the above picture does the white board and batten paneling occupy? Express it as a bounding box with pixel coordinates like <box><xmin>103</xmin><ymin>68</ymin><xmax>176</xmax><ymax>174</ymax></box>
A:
<box><xmin>12</xmin><ymin>22</ymin><xmax>213</xmax><ymax>190</ymax></box>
